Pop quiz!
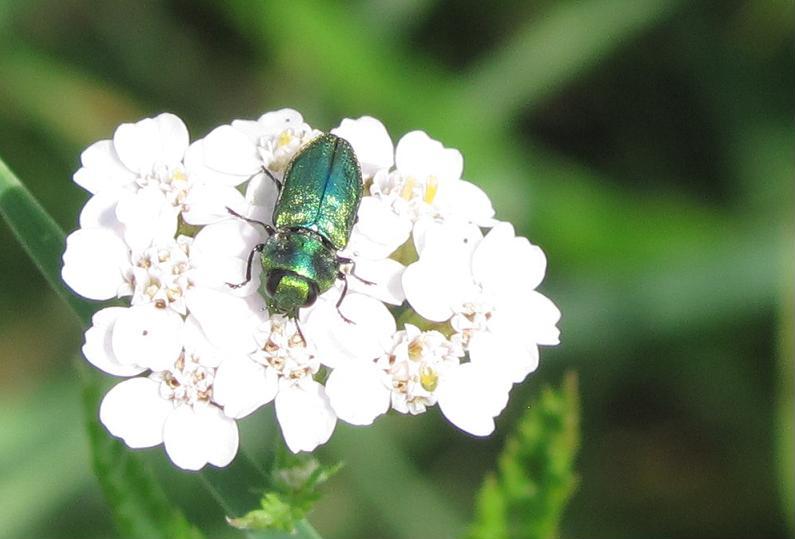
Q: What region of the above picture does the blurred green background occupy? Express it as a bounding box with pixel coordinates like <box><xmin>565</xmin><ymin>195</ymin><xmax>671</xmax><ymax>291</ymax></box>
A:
<box><xmin>0</xmin><ymin>1</ymin><xmax>792</xmax><ymax>538</ymax></box>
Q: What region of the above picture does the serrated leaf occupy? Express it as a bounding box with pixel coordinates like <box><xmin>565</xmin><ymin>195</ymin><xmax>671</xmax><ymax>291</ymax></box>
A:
<box><xmin>469</xmin><ymin>372</ymin><xmax>580</xmax><ymax>539</ymax></box>
<box><xmin>229</xmin><ymin>447</ymin><xmax>341</xmax><ymax>533</ymax></box>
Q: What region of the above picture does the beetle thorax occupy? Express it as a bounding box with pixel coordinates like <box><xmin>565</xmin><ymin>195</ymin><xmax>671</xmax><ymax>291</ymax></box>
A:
<box><xmin>259</xmin><ymin>230</ymin><xmax>339</xmax><ymax>316</ymax></box>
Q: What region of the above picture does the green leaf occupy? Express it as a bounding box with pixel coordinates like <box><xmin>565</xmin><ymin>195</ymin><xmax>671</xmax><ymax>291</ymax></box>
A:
<box><xmin>0</xmin><ymin>156</ymin><xmax>204</xmax><ymax>539</ymax></box>
<box><xmin>228</xmin><ymin>447</ymin><xmax>341</xmax><ymax>534</ymax></box>
<box><xmin>470</xmin><ymin>372</ymin><xmax>580</xmax><ymax>539</ymax></box>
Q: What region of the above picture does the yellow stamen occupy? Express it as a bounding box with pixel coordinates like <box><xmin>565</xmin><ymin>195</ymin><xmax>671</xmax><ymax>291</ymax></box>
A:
<box><xmin>400</xmin><ymin>177</ymin><xmax>416</xmax><ymax>200</ymax></box>
<box><xmin>423</xmin><ymin>176</ymin><xmax>439</xmax><ymax>204</ymax></box>
<box><xmin>277</xmin><ymin>131</ymin><xmax>293</xmax><ymax>148</ymax></box>
<box><xmin>420</xmin><ymin>366</ymin><xmax>438</xmax><ymax>392</ymax></box>
<box><xmin>166</xmin><ymin>287</ymin><xmax>182</xmax><ymax>302</ymax></box>
<box><xmin>408</xmin><ymin>339</ymin><xmax>424</xmax><ymax>361</ymax></box>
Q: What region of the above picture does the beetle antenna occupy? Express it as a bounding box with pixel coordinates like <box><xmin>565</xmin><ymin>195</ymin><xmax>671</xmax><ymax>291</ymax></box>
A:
<box><xmin>226</xmin><ymin>207</ymin><xmax>275</xmax><ymax>236</ymax></box>
<box><xmin>260</xmin><ymin>166</ymin><xmax>283</xmax><ymax>191</ymax></box>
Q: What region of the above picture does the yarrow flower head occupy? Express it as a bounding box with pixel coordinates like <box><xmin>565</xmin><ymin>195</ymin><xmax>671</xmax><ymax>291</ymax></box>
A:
<box><xmin>63</xmin><ymin>109</ymin><xmax>560</xmax><ymax>470</ymax></box>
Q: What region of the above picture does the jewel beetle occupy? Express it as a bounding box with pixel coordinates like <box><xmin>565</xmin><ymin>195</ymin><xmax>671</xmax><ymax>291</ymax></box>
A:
<box><xmin>228</xmin><ymin>133</ymin><xmax>368</xmax><ymax>320</ymax></box>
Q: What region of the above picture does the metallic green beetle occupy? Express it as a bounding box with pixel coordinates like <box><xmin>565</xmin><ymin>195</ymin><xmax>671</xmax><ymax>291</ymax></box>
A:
<box><xmin>228</xmin><ymin>133</ymin><xmax>365</xmax><ymax>319</ymax></box>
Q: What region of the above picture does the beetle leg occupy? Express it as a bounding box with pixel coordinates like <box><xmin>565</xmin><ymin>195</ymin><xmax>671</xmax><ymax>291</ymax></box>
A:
<box><xmin>261</xmin><ymin>166</ymin><xmax>283</xmax><ymax>191</ymax></box>
<box><xmin>294</xmin><ymin>318</ymin><xmax>308</xmax><ymax>345</ymax></box>
<box><xmin>226</xmin><ymin>207</ymin><xmax>275</xmax><ymax>236</ymax></box>
<box><xmin>337</xmin><ymin>256</ymin><xmax>376</xmax><ymax>286</ymax></box>
<box><xmin>335</xmin><ymin>273</ymin><xmax>355</xmax><ymax>324</ymax></box>
<box><xmin>227</xmin><ymin>243</ymin><xmax>265</xmax><ymax>289</ymax></box>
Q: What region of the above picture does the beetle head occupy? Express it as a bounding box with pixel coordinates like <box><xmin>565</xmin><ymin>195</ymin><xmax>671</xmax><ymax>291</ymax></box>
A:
<box><xmin>263</xmin><ymin>269</ymin><xmax>319</xmax><ymax>316</ymax></box>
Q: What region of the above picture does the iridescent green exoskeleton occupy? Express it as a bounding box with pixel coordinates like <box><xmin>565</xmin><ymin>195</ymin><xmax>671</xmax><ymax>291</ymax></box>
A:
<box><xmin>228</xmin><ymin>134</ymin><xmax>365</xmax><ymax>320</ymax></box>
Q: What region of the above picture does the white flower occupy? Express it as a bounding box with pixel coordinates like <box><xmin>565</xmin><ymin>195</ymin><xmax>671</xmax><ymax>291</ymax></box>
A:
<box><xmin>92</xmin><ymin>313</ymin><xmax>243</xmax><ymax>470</ymax></box>
<box><xmin>67</xmin><ymin>109</ymin><xmax>560</xmax><ymax>468</ymax></box>
<box><xmin>403</xmin><ymin>221</ymin><xmax>560</xmax><ymax>384</ymax></box>
<box><xmin>325</xmin><ymin>324</ymin><xmax>512</xmax><ymax>435</ymax></box>
<box><xmin>213</xmin><ymin>315</ymin><xmax>336</xmax><ymax>453</ymax></box>
<box><xmin>63</xmin><ymin>220</ymin><xmax>265</xmax><ymax>344</ymax></box>
<box><xmin>377</xmin><ymin>324</ymin><xmax>462</xmax><ymax>414</ymax></box>
<box><xmin>74</xmin><ymin>113</ymin><xmax>188</xmax><ymax>250</ymax></box>
<box><xmin>73</xmin><ymin>113</ymin><xmax>259</xmax><ymax>248</ymax></box>
<box><xmin>306</xmin><ymin>290</ymin><xmax>397</xmax><ymax>427</ymax></box>
<box><xmin>333</xmin><ymin>117</ymin><xmax>495</xmax><ymax>259</ymax></box>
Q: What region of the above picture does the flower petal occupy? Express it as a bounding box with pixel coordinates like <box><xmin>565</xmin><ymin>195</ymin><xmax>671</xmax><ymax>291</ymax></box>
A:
<box><xmin>185</xmin><ymin>288</ymin><xmax>261</xmax><ymax>354</ymax></box>
<box><xmin>113</xmin><ymin>113</ymin><xmax>189</xmax><ymax>173</ymax></box>
<box><xmin>111</xmin><ymin>304</ymin><xmax>183</xmax><ymax>371</ymax></box>
<box><xmin>73</xmin><ymin>140</ymin><xmax>136</xmax><ymax>194</ymax></box>
<box><xmin>412</xmin><ymin>218</ymin><xmax>482</xmax><ymax>262</ymax></box>
<box><xmin>62</xmin><ymin>228</ymin><xmax>129</xmax><ymax>300</ymax></box>
<box><xmin>115</xmin><ymin>188</ymin><xmax>178</xmax><ymax>251</ymax></box>
<box><xmin>163</xmin><ymin>404</ymin><xmax>239</xmax><ymax>470</ymax></box>
<box><xmin>181</xmin><ymin>315</ymin><xmax>224</xmax><ymax>368</ymax></box>
<box><xmin>201</xmin><ymin>125</ymin><xmax>261</xmax><ymax>177</ymax></box>
<box><xmin>303</xmin><ymin>292</ymin><xmax>395</xmax><ymax>368</ymax></box>
<box><xmin>437</xmin><ymin>363</ymin><xmax>511</xmax><ymax>436</ymax></box>
<box><xmin>436</xmin><ymin>179</ymin><xmax>496</xmax><ymax>226</ymax></box>
<box><xmin>83</xmin><ymin>307</ymin><xmax>146</xmax><ymax>376</ymax></box>
<box><xmin>213</xmin><ymin>356</ymin><xmax>278</xmax><ymax>419</ymax></box>
<box><xmin>521</xmin><ymin>291</ymin><xmax>562</xmax><ymax>345</ymax></box>
<box><xmin>332</xmin><ymin>116</ymin><xmax>394</xmax><ymax>177</ymax></box>
<box><xmin>325</xmin><ymin>362</ymin><xmax>390</xmax><ymax>425</ymax></box>
<box><xmin>245</xmin><ymin>173</ymin><xmax>280</xmax><ymax>222</ymax></box>
<box><xmin>191</xmin><ymin>219</ymin><xmax>264</xmax><ymax>264</ymax></box>
<box><xmin>346</xmin><ymin>257</ymin><xmax>405</xmax><ymax>305</ymax></box>
<box><xmin>190</xmin><ymin>220</ymin><xmax>264</xmax><ymax>296</ymax></box>
<box><xmin>401</xmin><ymin>260</ymin><xmax>458</xmax><ymax>322</ymax></box>
<box><xmin>255</xmin><ymin>108</ymin><xmax>305</xmax><ymax>134</ymax></box>
<box><xmin>275</xmin><ymin>380</ymin><xmax>336</xmax><ymax>453</ymax></box>
<box><xmin>183</xmin><ymin>183</ymin><xmax>248</xmax><ymax>225</ymax></box>
<box><xmin>471</xmin><ymin>222</ymin><xmax>547</xmax><ymax>294</ymax></box>
<box><xmin>79</xmin><ymin>191</ymin><xmax>125</xmax><ymax>237</ymax></box>
<box><xmin>395</xmin><ymin>131</ymin><xmax>463</xmax><ymax>182</ymax></box>
<box><xmin>347</xmin><ymin>197</ymin><xmax>411</xmax><ymax>259</ymax></box>
<box><xmin>99</xmin><ymin>377</ymin><xmax>172</xmax><ymax>448</ymax></box>
<box><xmin>467</xmin><ymin>330</ymin><xmax>539</xmax><ymax>384</ymax></box>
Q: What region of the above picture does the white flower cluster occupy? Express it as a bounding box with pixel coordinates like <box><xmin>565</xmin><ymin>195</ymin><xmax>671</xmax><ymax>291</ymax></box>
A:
<box><xmin>62</xmin><ymin>110</ymin><xmax>560</xmax><ymax>470</ymax></box>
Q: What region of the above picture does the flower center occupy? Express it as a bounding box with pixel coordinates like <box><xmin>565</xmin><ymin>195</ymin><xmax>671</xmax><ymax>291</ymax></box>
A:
<box><xmin>379</xmin><ymin>329</ymin><xmax>461</xmax><ymax>414</ymax></box>
<box><xmin>256</xmin><ymin>126</ymin><xmax>316</xmax><ymax>172</ymax></box>
<box><xmin>158</xmin><ymin>352</ymin><xmax>215</xmax><ymax>406</ymax></box>
<box><xmin>137</xmin><ymin>163</ymin><xmax>190</xmax><ymax>209</ymax></box>
<box><xmin>251</xmin><ymin>316</ymin><xmax>319</xmax><ymax>383</ymax></box>
<box><xmin>376</xmin><ymin>172</ymin><xmax>442</xmax><ymax>222</ymax></box>
<box><xmin>128</xmin><ymin>237</ymin><xmax>193</xmax><ymax>312</ymax></box>
<box><xmin>451</xmin><ymin>301</ymin><xmax>494</xmax><ymax>347</ymax></box>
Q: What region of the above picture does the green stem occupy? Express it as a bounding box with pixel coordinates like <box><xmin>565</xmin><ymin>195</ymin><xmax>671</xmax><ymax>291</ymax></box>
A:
<box><xmin>0</xmin><ymin>156</ymin><xmax>323</xmax><ymax>539</ymax></box>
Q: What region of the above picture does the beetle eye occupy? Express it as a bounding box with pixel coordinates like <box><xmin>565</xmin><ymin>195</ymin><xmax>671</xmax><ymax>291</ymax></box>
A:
<box><xmin>304</xmin><ymin>282</ymin><xmax>319</xmax><ymax>308</ymax></box>
<box><xmin>265</xmin><ymin>270</ymin><xmax>285</xmax><ymax>297</ymax></box>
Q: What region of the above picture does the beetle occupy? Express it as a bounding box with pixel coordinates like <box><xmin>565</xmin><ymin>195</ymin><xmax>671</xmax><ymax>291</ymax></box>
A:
<box><xmin>227</xmin><ymin>133</ymin><xmax>368</xmax><ymax>321</ymax></box>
